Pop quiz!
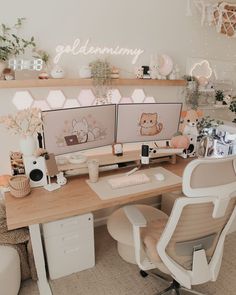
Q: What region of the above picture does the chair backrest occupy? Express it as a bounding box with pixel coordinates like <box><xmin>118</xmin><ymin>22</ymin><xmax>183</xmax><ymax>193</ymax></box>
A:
<box><xmin>157</xmin><ymin>156</ymin><xmax>236</xmax><ymax>289</ymax></box>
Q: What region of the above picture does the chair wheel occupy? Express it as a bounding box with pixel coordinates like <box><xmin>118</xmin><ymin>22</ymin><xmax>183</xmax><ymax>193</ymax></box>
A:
<box><xmin>140</xmin><ymin>270</ymin><xmax>148</xmax><ymax>277</ymax></box>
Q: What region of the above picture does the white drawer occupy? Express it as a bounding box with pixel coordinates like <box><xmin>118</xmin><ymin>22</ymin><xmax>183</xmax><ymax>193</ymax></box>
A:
<box><xmin>43</xmin><ymin>213</ymin><xmax>93</xmax><ymax>238</ymax></box>
<box><xmin>44</xmin><ymin>218</ymin><xmax>95</xmax><ymax>279</ymax></box>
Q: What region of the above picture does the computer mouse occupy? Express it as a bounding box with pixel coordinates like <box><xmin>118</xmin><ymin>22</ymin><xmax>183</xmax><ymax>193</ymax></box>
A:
<box><xmin>155</xmin><ymin>173</ymin><xmax>165</xmax><ymax>181</ymax></box>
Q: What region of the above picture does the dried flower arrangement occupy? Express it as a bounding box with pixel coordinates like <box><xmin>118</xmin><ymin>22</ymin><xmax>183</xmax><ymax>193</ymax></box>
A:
<box><xmin>0</xmin><ymin>108</ymin><xmax>43</xmax><ymax>137</ymax></box>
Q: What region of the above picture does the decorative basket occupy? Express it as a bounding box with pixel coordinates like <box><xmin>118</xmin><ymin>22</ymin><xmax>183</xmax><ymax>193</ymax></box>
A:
<box><xmin>9</xmin><ymin>175</ymin><xmax>31</xmax><ymax>198</ymax></box>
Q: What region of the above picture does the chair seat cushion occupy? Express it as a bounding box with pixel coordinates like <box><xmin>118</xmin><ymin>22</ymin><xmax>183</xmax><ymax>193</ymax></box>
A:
<box><xmin>107</xmin><ymin>204</ymin><xmax>168</xmax><ymax>247</ymax></box>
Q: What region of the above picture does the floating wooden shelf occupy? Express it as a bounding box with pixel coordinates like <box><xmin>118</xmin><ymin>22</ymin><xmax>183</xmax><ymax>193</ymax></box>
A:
<box><xmin>0</xmin><ymin>78</ymin><xmax>186</xmax><ymax>89</ymax></box>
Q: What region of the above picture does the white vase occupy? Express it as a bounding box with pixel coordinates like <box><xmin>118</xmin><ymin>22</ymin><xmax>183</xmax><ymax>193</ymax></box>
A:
<box><xmin>19</xmin><ymin>136</ymin><xmax>37</xmax><ymax>156</ymax></box>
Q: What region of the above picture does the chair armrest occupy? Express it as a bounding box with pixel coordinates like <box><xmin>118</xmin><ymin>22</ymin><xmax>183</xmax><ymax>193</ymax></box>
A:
<box><xmin>123</xmin><ymin>205</ymin><xmax>147</xmax><ymax>227</ymax></box>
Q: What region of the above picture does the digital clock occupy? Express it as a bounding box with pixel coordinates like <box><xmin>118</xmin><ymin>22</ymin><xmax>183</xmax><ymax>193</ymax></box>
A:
<box><xmin>8</xmin><ymin>59</ymin><xmax>43</xmax><ymax>71</ymax></box>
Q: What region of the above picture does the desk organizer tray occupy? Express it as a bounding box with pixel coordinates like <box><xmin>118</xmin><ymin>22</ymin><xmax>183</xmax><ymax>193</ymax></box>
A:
<box><xmin>86</xmin><ymin>167</ymin><xmax>182</xmax><ymax>200</ymax></box>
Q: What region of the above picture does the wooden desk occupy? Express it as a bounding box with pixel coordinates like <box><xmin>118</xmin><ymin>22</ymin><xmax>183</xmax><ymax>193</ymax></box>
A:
<box><xmin>4</xmin><ymin>157</ymin><xmax>192</xmax><ymax>295</ymax></box>
<box><xmin>5</xmin><ymin>157</ymin><xmax>191</xmax><ymax>230</ymax></box>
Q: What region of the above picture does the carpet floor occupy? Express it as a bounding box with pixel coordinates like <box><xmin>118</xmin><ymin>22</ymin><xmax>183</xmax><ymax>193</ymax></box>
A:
<box><xmin>19</xmin><ymin>226</ymin><xmax>236</xmax><ymax>295</ymax></box>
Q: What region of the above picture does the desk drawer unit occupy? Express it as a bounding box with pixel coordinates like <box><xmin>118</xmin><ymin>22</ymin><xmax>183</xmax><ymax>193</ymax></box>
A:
<box><xmin>42</xmin><ymin>213</ymin><xmax>95</xmax><ymax>279</ymax></box>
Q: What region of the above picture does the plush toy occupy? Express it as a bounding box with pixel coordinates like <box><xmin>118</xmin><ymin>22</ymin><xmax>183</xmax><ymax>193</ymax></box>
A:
<box><xmin>170</xmin><ymin>134</ymin><xmax>190</xmax><ymax>149</ymax></box>
<box><xmin>10</xmin><ymin>152</ymin><xmax>25</xmax><ymax>175</ymax></box>
<box><xmin>179</xmin><ymin>109</ymin><xmax>203</xmax><ymax>158</ymax></box>
<box><xmin>179</xmin><ymin>109</ymin><xmax>203</xmax><ymax>134</ymax></box>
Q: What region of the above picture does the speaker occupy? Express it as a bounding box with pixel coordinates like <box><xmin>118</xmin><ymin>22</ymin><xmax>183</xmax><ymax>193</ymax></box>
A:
<box><xmin>24</xmin><ymin>156</ymin><xmax>48</xmax><ymax>187</ymax></box>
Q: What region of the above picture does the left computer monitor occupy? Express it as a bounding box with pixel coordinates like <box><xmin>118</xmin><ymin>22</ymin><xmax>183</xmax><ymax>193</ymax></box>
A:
<box><xmin>42</xmin><ymin>104</ymin><xmax>116</xmax><ymax>155</ymax></box>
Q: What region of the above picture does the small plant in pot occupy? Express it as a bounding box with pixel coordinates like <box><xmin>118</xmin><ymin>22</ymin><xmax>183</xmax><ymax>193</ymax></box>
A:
<box><xmin>229</xmin><ymin>99</ymin><xmax>236</xmax><ymax>123</ymax></box>
<box><xmin>183</xmin><ymin>75</ymin><xmax>200</xmax><ymax>110</ymax></box>
<box><xmin>89</xmin><ymin>59</ymin><xmax>112</xmax><ymax>104</ymax></box>
<box><xmin>215</xmin><ymin>90</ymin><xmax>224</xmax><ymax>105</ymax></box>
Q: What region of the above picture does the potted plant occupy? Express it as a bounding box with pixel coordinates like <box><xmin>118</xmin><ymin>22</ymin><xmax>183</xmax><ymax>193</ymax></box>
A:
<box><xmin>215</xmin><ymin>90</ymin><xmax>224</xmax><ymax>105</ymax></box>
<box><xmin>33</xmin><ymin>49</ymin><xmax>50</xmax><ymax>79</ymax></box>
<box><xmin>0</xmin><ymin>18</ymin><xmax>36</xmax><ymax>76</ymax></box>
<box><xmin>183</xmin><ymin>75</ymin><xmax>200</xmax><ymax>110</ymax></box>
<box><xmin>89</xmin><ymin>59</ymin><xmax>112</xmax><ymax>104</ymax></box>
<box><xmin>197</xmin><ymin>115</ymin><xmax>223</xmax><ymax>140</ymax></box>
<box><xmin>229</xmin><ymin>99</ymin><xmax>236</xmax><ymax>123</ymax></box>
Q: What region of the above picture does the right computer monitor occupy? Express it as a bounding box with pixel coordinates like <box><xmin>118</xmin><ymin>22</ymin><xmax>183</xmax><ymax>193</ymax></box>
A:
<box><xmin>116</xmin><ymin>103</ymin><xmax>182</xmax><ymax>143</ymax></box>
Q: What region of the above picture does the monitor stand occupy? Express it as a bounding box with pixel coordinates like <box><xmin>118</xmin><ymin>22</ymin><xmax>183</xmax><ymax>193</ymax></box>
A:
<box><xmin>57</xmin><ymin>149</ymin><xmax>178</xmax><ymax>176</ymax></box>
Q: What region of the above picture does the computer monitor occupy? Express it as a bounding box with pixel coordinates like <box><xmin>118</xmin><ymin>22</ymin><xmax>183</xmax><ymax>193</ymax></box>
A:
<box><xmin>42</xmin><ymin>104</ymin><xmax>116</xmax><ymax>155</ymax></box>
<box><xmin>116</xmin><ymin>103</ymin><xmax>182</xmax><ymax>143</ymax></box>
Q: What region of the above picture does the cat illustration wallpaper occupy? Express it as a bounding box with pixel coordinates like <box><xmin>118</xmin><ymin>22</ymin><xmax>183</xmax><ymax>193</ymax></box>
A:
<box><xmin>42</xmin><ymin>105</ymin><xmax>116</xmax><ymax>155</ymax></box>
<box><xmin>139</xmin><ymin>113</ymin><xmax>163</xmax><ymax>136</ymax></box>
<box><xmin>116</xmin><ymin>103</ymin><xmax>182</xmax><ymax>143</ymax></box>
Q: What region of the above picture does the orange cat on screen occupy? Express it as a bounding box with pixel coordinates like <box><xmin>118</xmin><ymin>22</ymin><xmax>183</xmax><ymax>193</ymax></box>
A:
<box><xmin>139</xmin><ymin>113</ymin><xmax>163</xmax><ymax>136</ymax></box>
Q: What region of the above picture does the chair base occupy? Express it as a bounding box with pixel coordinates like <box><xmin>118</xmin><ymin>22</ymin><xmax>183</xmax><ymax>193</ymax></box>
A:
<box><xmin>155</xmin><ymin>280</ymin><xmax>205</xmax><ymax>295</ymax></box>
<box><xmin>139</xmin><ymin>271</ymin><xmax>205</xmax><ymax>295</ymax></box>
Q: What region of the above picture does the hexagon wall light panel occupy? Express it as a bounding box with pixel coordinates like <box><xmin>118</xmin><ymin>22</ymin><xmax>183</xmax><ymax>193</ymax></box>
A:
<box><xmin>144</xmin><ymin>97</ymin><xmax>155</xmax><ymax>103</ymax></box>
<box><xmin>33</xmin><ymin>100</ymin><xmax>50</xmax><ymax>111</ymax></box>
<box><xmin>119</xmin><ymin>97</ymin><xmax>133</xmax><ymax>104</ymax></box>
<box><xmin>12</xmin><ymin>91</ymin><xmax>33</xmax><ymax>110</ymax></box>
<box><xmin>108</xmin><ymin>89</ymin><xmax>121</xmax><ymax>104</ymax></box>
<box><xmin>64</xmin><ymin>99</ymin><xmax>80</xmax><ymax>109</ymax></box>
<box><xmin>78</xmin><ymin>89</ymin><xmax>95</xmax><ymax>106</ymax></box>
<box><xmin>46</xmin><ymin>90</ymin><xmax>66</xmax><ymax>109</ymax></box>
<box><xmin>131</xmin><ymin>89</ymin><xmax>145</xmax><ymax>103</ymax></box>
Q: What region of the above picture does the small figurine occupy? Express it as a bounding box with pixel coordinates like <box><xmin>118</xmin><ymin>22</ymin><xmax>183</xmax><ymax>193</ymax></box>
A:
<box><xmin>38</xmin><ymin>72</ymin><xmax>49</xmax><ymax>79</ymax></box>
<box><xmin>2</xmin><ymin>68</ymin><xmax>15</xmax><ymax>80</ymax></box>
<box><xmin>50</xmin><ymin>65</ymin><xmax>65</xmax><ymax>79</ymax></box>
<box><xmin>56</xmin><ymin>172</ymin><xmax>67</xmax><ymax>185</ymax></box>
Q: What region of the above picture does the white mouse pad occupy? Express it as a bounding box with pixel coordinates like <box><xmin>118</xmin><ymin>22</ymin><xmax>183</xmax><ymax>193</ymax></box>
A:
<box><xmin>86</xmin><ymin>167</ymin><xmax>182</xmax><ymax>200</ymax></box>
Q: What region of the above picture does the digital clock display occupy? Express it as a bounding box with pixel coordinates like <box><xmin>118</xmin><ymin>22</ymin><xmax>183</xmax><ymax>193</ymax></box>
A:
<box><xmin>8</xmin><ymin>59</ymin><xmax>43</xmax><ymax>71</ymax></box>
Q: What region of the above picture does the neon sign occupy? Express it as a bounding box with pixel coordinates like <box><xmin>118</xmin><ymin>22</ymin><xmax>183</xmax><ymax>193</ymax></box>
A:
<box><xmin>54</xmin><ymin>38</ymin><xmax>144</xmax><ymax>65</ymax></box>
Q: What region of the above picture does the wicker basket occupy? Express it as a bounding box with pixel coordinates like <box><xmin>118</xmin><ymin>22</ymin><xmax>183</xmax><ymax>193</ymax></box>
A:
<box><xmin>9</xmin><ymin>175</ymin><xmax>31</xmax><ymax>198</ymax></box>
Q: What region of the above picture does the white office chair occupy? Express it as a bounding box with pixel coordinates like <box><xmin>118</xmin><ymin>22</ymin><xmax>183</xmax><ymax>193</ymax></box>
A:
<box><xmin>107</xmin><ymin>156</ymin><xmax>236</xmax><ymax>294</ymax></box>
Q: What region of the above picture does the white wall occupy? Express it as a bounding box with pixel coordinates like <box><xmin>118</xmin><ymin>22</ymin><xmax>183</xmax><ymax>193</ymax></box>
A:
<box><xmin>1</xmin><ymin>0</ymin><xmax>236</xmax><ymax>174</ymax></box>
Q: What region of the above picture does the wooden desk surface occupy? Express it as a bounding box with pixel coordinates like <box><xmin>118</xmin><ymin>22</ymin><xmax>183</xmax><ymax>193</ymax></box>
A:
<box><xmin>5</xmin><ymin>157</ymin><xmax>192</xmax><ymax>230</ymax></box>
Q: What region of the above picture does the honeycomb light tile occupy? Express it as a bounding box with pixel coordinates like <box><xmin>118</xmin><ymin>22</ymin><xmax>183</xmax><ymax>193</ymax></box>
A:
<box><xmin>33</xmin><ymin>100</ymin><xmax>51</xmax><ymax>111</ymax></box>
<box><xmin>64</xmin><ymin>99</ymin><xmax>80</xmax><ymax>109</ymax></box>
<box><xmin>131</xmin><ymin>89</ymin><xmax>146</xmax><ymax>103</ymax></box>
<box><xmin>77</xmin><ymin>89</ymin><xmax>95</xmax><ymax>106</ymax></box>
<box><xmin>108</xmin><ymin>89</ymin><xmax>121</xmax><ymax>104</ymax></box>
<box><xmin>46</xmin><ymin>90</ymin><xmax>66</xmax><ymax>109</ymax></box>
<box><xmin>12</xmin><ymin>91</ymin><xmax>34</xmax><ymax>110</ymax></box>
<box><xmin>144</xmin><ymin>96</ymin><xmax>155</xmax><ymax>103</ymax></box>
<box><xmin>119</xmin><ymin>97</ymin><xmax>133</xmax><ymax>104</ymax></box>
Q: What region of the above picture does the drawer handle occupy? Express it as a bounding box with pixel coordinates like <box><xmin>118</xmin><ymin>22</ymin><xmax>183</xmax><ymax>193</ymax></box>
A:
<box><xmin>64</xmin><ymin>247</ymin><xmax>80</xmax><ymax>254</ymax></box>
<box><xmin>62</xmin><ymin>234</ymin><xmax>79</xmax><ymax>241</ymax></box>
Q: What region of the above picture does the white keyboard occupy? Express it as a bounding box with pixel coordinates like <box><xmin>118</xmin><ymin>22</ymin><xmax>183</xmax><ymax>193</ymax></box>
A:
<box><xmin>108</xmin><ymin>173</ymin><xmax>150</xmax><ymax>189</ymax></box>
